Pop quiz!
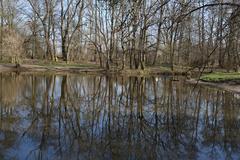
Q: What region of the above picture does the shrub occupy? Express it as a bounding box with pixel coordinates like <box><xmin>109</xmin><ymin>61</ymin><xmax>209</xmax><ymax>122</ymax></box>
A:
<box><xmin>1</xmin><ymin>28</ymin><xmax>24</xmax><ymax>64</ymax></box>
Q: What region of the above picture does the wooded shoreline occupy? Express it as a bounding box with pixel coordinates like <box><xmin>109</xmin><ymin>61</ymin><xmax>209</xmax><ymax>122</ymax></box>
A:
<box><xmin>1</xmin><ymin>63</ymin><xmax>239</xmax><ymax>93</ymax></box>
<box><xmin>1</xmin><ymin>1</ymin><xmax>240</xmax><ymax>74</ymax></box>
<box><xmin>0</xmin><ymin>63</ymin><xmax>189</xmax><ymax>76</ymax></box>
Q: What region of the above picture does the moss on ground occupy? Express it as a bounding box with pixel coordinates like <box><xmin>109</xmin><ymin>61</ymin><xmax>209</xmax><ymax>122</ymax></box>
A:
<box><xmin>200</xmin><ymin>72</ymin><xmax>240</xmax><ymax>82</ymax></box>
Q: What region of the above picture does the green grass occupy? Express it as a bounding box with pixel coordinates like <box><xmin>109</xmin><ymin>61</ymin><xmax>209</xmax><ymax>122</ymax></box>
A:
<box><xmin>200</xmin><ymin>72</ymin><xmax>240</xmax><ymax>82</ymax></box>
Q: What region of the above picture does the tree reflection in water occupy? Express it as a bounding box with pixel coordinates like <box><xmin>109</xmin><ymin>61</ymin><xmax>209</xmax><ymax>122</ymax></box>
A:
<box><xmin>0</xmin><ymin>73</ymin><xmax>239</xmax><ymax>160</ymax></box>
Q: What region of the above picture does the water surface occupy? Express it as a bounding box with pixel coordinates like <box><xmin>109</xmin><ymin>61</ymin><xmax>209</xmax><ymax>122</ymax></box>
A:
<box><xmin>0</xmin><ymin>73</ymin><xmax>240</xmax><ymax>160</ymax></box>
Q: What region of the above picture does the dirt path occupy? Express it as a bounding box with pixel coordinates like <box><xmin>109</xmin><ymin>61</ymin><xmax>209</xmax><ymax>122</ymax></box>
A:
<box><xmin>187</xmin><ymin>79</ymin><xmax>240</xmax><ymax>94</ymax></box>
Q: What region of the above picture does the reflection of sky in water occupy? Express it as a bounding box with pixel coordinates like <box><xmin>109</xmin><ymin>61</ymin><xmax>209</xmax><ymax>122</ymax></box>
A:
<box><xmin>53</xmin><ymin>76</ymin><xmax>63</xmax><ymax>100</ymax></box>
<box><xmin>6</xmin><ymin>136</ymin><xmax>51</xmax><ymax>160</ymax></box>
<box><xmin>0</xmin><ymin>73</ymin><xmax>239</xmax><ymax>160</ymax></box>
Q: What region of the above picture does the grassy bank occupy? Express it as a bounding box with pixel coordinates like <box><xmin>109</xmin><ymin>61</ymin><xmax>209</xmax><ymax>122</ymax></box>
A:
<box><xmin>0</xmin><ymin>62</ymin><xmax>189</xmax><ymax>76</ymax></box>
<box><xmin>200</xmin><ymin>72</ymin><xmax>240</xmax><ymax>83</ymax></box>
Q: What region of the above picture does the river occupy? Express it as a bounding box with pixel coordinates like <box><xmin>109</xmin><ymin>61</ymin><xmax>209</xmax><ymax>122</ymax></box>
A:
<box><xmin>0</xmin><ymin>73</ymin><xmax>239</xmax><ymax>160</ymax></box>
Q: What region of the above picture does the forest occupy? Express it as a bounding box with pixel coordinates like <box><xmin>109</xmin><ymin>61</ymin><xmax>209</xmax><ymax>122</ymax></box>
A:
<box><xmin>0</xmin><ymin>0</ymin><xmax>240</xmax><ymax>72</ymax></box>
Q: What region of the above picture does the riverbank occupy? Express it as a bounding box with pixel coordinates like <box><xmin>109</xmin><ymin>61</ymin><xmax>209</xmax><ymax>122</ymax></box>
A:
<box><xmin>0</xmin><ymin>63</ymin><xmax>189</xmax><ymax>76</ymax></box>
<box><xmin>187</xmin><ymin>78</ymin><xmax>240</xmax><ymax>94</ymax></box>
<box><xmin>1</xmin><ymin>63</ymin><xmax>240</xmax><ymax>93</ymax></box>
<box><xmin>200</xmin><ymin>72</ymin><xmax>240</xmax><ymax>83</ymax></box>
<box><xmin>0</xmin><ymin>63</ymin><xmax>105</xmax><ymax>75</ymax></box>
